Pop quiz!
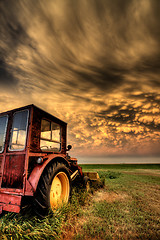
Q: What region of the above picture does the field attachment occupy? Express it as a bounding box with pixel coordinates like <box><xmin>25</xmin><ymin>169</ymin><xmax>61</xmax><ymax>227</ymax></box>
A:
<box><xmin>83</xmin><ymin>172</ymin><xmax>104</xmax><ymax>189</ymax></box>
<box><xmin>83</xmin><ymin>172</ymin><xmax>100</xmax><ymax>181</ymax></box>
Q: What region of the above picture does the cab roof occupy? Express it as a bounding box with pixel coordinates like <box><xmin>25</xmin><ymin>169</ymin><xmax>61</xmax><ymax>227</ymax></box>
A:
<box><xmin>0</xmin><ymin>104</ymin><xmax>67</xmax><ymax>125</ymax></box>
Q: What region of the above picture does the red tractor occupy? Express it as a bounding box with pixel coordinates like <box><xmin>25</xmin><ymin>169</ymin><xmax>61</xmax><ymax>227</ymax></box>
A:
<box><xmin>0</xmin><ymin>104</ymin><xmax>87</xmax><ymax>216</ymax></box>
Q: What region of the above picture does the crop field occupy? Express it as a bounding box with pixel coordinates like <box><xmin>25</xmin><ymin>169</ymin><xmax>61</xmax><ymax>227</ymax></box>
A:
<box><xmin>0</xmin><ymin>164</ymin><xmax>160</xmax><ymax>240</ymax></box>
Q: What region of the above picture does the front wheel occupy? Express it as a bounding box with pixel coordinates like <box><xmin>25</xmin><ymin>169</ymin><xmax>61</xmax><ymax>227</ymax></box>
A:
<box><xmin>34</xmin><ymin>161</ymin><xmax>71</xmax><ymax>216</ymax></box>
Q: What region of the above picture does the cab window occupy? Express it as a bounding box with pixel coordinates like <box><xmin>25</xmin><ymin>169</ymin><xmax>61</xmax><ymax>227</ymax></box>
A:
<box><xmin>0</xmin><ymin>115</ymin><xmax>8</xmax><ymax>153</ymax></box>
<box><xmin>40</xmin><ymin>119</ymin><xmax>61</xmax><ymax>151</ymax></box>
<box><xmin>9</xmin><ymin>110</ymin><xmax>29</xmax><ymax>150</ymax></box>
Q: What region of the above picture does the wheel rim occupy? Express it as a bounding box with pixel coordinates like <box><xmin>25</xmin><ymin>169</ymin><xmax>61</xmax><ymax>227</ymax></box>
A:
<box><xmin>50</xmin><ymin>172</ymin><xmax>70</xmax><ymax>209</ymax></box>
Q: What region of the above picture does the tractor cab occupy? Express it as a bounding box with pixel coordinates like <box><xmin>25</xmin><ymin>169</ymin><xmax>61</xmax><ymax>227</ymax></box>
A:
<box><xmin>0</xmin><ymin>104</ymin><xmax>83</xmax><ymax>215</ymax></box>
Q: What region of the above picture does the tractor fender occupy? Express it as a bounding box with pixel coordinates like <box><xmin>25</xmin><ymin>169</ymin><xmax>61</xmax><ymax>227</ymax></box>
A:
<box><xmin>28</xmin><ymin>154</ymin><xmax>69</xmax><ymax>193</ymax></box>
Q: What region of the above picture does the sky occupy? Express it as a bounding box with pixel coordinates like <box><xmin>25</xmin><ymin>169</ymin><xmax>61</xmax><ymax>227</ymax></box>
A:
<box><xmin>0</xmin><ymin>0</ymin><xmax>160</xmax><ymax>160</ymax></box>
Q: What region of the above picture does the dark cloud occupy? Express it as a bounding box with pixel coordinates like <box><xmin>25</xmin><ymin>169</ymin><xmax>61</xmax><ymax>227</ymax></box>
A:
<box><xmin>95</xmin><ymin>105</ymin><xmax>136</xmax><ymax>123</ymax></box>
<box><xmin>138</xmin><ymin>120</ymin><xmax>160</xmax><ymax>132</ymax></box>
<box><xmin>130</xmin><ymin>92</ymin><xmax>160</xmax><ymax>106</ymax></box>
<box><xmin>1</xmin><ymin>0</ymin><xmax>160</xmax><ymax>91</ymax></box>
<box><xmin>134</xmin><ymin>55</ymin><xmax>160</xmax><ymax>76</ymax></box>
<box><xmin>0</xmin><ymin>59</ymin><xmax>18</xmax><ymax>85</ymax></box>
<box><xmin>0</xmin><ymin>0</ymin><xmax>160</xmax><ymax>156</ymax></box>
<box><xmin>95</xmin><ymin>105</ymin><xmax>123</xmax><ymax>117</ymax></box>
<box><xmin>0</xmin><ymin>1</ymin><xmax>31</xmax><ymax>49</ymax></box>
<box><xmin>0</xmin><ymin>0</ymin><xmax>37</xmax><ymax>87</ymax></box>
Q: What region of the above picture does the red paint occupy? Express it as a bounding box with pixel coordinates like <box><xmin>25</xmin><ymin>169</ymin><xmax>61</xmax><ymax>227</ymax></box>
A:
<box><xmin>0</xmin><ymin>105</ymin><xmax>83</xmax><ymax>214</ymax></box>
<box><xmin>0</xmin><ymin>206</ymin><xmax>2</xmax><ymax>214</ymax></box>
<box><xmin>0</xmin><ymin>192</ymin><xmax>21</xmax><ymax>213</ymax></box>
<box><xmin>28</xmin><ymin>154</ymin><xmax>69</xmax><ymax>192</ymax></box>
<box><xmin>2</xmin><ymin>154</ymin><xmax>25</xmax><ymax>188</ymax></box>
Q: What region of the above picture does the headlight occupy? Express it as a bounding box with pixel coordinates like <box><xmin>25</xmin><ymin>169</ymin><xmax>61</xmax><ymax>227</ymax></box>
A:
<box><xmin>37</xmin><ymin>157</ymin><xmax>43</xmax><ymax>164</ymax></box>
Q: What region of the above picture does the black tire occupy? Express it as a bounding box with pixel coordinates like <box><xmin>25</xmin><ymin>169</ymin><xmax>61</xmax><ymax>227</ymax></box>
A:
<box><xmin>21</xmin><ymin>196</ymin><xmax>34</xmax><ymax>217</ymax></box>
<box><xmin>34</xmin><ymin>161</ymin><xmax>71</xmax><ymax>217</ymax></box>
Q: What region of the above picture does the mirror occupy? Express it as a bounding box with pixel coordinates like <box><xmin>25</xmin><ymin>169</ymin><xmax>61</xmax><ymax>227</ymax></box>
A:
<box><xmin>67</xmin><ymin>145</ymin><xmax>72</xmax><ymax>151</ymax></box>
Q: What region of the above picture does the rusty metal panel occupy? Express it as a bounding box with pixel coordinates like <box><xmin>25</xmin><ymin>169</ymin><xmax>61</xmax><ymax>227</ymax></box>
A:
<box><xmin>25</xmin><ymin>179</ymin><xmax>34</xmax><ymax>196</ymax></box>
<box><xmin>2</xmin><ymin>204</ymin><xmax>20</xmax><ymax>213</ymax></box>
<box><xmin>0</xmin><ymin>192</ymin><xmax>21</xmax><ymax>205</ymax></box>
<box><xmin>0</xmin><ymin>155</ymin><xmax>3</xmax><ymax>178</ymax></box>
<box><xmin>2</xmin><ymin>154</ymin><xmax>25</xmax><ymax>189</ymax></box>
<box><xmin>30</xmin><ymin>108</ymin><xmax>41</xmax><ymax>152</ymax></box>
<box><xmin>0</xmin><ymin>206</ymin><xmax>2</xmax><ymax>214</ymax></box>
<box><xmin>61</xmin><ymin>125</ymin><xmax>66</xmax><ymax>154</ymax></box>
<box><xmin>0</xmin><ymin>155</ymin><xmax>5</xmax><ymax>187</ymax></box>
<box><xmin>0</xmin><ymin>155</ymin><xmax>3</xmax><ymax>167</ymax></box>
<box><xmin>0</xmin><ymin>192</ymin><xmax>21</xmax><ymax>213</ymax></box>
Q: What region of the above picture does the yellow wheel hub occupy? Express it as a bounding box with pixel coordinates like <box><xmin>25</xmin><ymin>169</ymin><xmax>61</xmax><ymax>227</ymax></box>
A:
<box><xmin>50</xmin><ymin>172</ymin><xmax>70</xmax><ymax>209</ymax></box>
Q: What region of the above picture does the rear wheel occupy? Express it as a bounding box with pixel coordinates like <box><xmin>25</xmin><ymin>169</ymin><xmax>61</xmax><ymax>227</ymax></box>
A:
<box><xmin>34</xmin><ymin>161</ymin><xmax>71</xmax><ymax>216</ymax></box>
<box><xmin>50</xmin><ymin>171</ymin><xmax>70</xmax><ymax>208</ymax></box>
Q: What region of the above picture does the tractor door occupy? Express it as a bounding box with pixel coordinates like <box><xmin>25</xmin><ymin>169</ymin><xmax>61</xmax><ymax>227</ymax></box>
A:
<box><xmin>1</xmin><ymin>110</ymin><xmax>29</xmax><ymax>189</ymax></box>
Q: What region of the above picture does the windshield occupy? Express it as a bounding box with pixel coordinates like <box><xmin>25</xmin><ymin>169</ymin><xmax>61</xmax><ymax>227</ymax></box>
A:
<box><xmin>9</xmin><ymin>110</ymin><xmax>29</xmax><ymax>151</ymax></box>
<box><xmin>0</xmin><ymin>115</ymin><xmax>8</xmax><ymax>153</ymax></box>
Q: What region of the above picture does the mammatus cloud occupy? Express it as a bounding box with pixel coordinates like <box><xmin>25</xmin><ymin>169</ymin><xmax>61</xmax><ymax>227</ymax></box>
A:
<box><xmin>66</xmin><ymin>92</ymin><xmax>160</xmax><ymax>156</ymax></box>
<box><xmin>0</xmin><ymin>0</ymin><xmax>160</xmax><ymax>157</ymax></box>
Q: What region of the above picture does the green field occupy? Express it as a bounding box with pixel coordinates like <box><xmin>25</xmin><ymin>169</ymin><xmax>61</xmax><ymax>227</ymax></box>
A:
<box><xmin>0</xmin><ymin>164</ymin><xmax>160</xmax><ymax>239</ymax></box>
<box><xmin>81</xmin><ymin>163</ymin><xmax>160</xmax><ymax>170</ymax></box>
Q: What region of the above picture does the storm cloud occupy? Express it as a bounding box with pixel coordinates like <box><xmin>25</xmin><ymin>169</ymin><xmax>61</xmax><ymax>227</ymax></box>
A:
<box><xmin>0</xmin><ymin>0</ymin><xmax>160</xmax><ymax>157</ymax></box>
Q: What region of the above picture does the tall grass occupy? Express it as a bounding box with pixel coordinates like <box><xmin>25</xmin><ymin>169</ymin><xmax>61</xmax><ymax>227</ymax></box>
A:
<box><xmin>0</xmin><ymin>186</ymin><xmax>91</xmax><ymax>240</ymax></box>
<box><xmin>0</xmin><ymin>209</ymin><xmax>63</xmax><ymax>239</ymax></box>
<box><xmin>1</xmin><ymin>164</ymin><xmax>160</xmax><ymax>239</ymax></box>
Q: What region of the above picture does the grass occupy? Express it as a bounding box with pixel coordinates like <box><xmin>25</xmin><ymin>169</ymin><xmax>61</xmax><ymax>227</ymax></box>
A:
<box><xmin>0</xmin><ymin>209</ymin><xmax>63</xmax><ymax>239</ymax></box>
<box><xmin>0</xmin><ymin>187</ymin><xmax>90</xmax><ymax>240</ymax></box>
<box><xmin>0</xmin><ymin>164</ymin><xmax>160</xmax><ymax>239</ymax></box>
<box><xmin>81</xmin><ymin>163</ymin><xmax>160</xmax><ymax>170</ymax></box>
<box><xmin>76</xmin><ymin>164</ymin><xmax>160</xmax><ymax>239</ymax></box>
